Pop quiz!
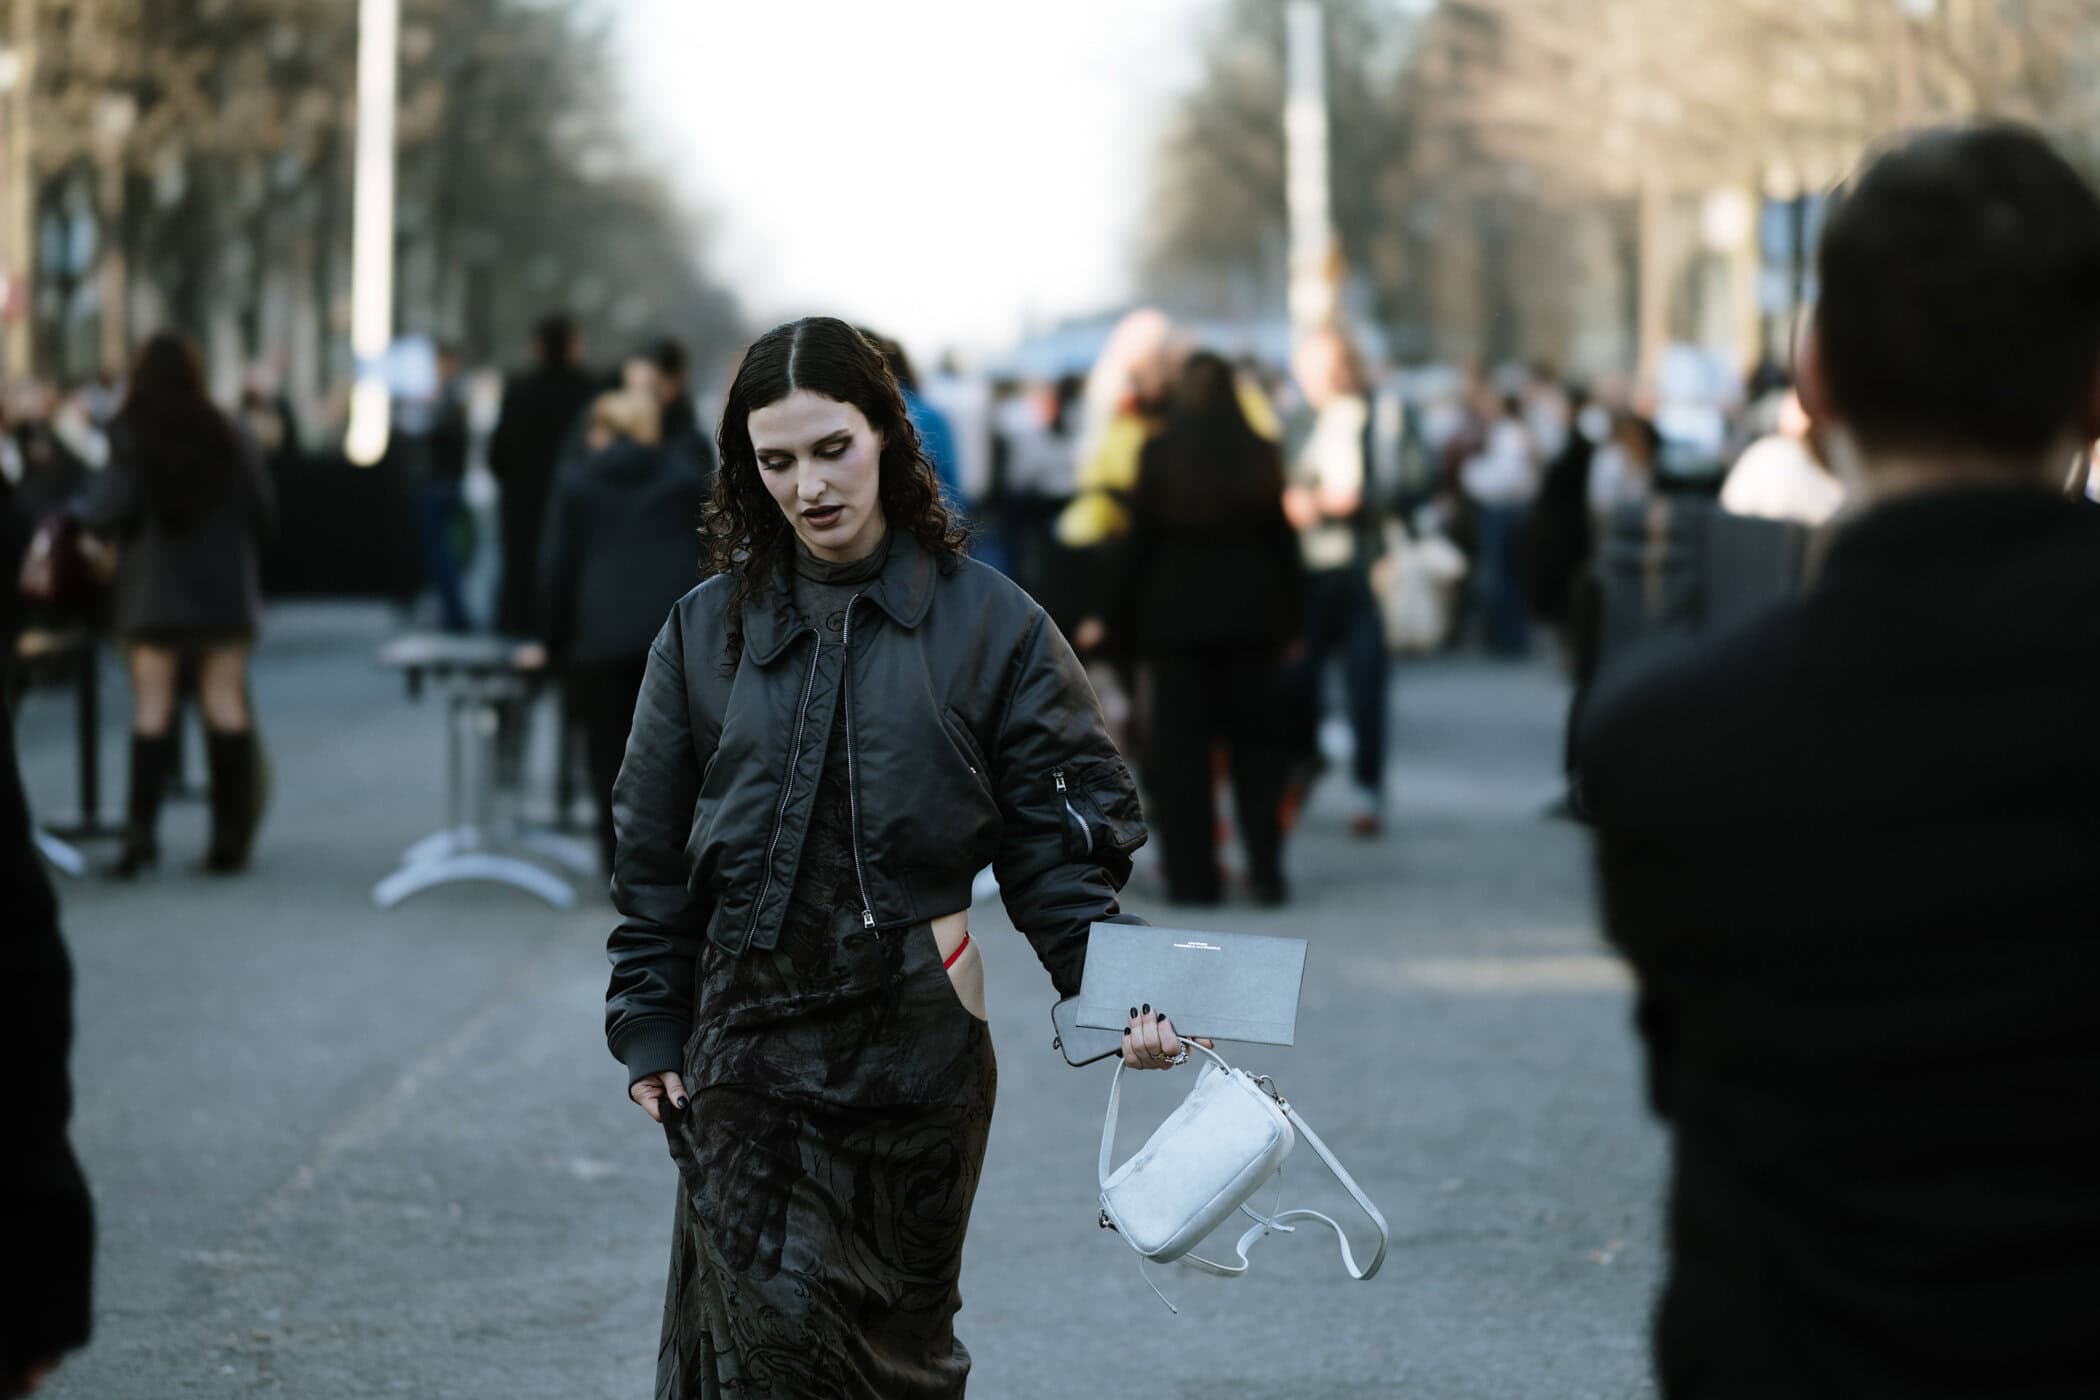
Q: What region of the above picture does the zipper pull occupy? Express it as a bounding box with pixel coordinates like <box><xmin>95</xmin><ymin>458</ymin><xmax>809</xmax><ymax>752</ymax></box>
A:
<box><xmin>1054</xmin><ymin>769</ymin><xmax>1068</xmax><ymax>794</ymax></box>
<box><xmin>862</xmin><ymin>909</ymin><xmax>876</xmax><ymax>929</ymax></box>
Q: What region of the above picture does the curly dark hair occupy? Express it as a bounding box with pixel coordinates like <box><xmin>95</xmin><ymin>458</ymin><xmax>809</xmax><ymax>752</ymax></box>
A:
<box><xmin>703</xmin><ymin>317</ymin><xmax>968</xmax><ymax>667</ymax></box>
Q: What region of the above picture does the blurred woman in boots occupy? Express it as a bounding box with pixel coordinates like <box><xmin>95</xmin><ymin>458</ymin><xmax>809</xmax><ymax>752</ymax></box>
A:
<box><xmin>82</xmin><ymin>331</ymin><xmax>274</xmax><ymax>876</ymax></box>
<box><xmin>1113</xmin><ymin>351</ymin><xmax>1304</xmax><ymax>905</ymax></box>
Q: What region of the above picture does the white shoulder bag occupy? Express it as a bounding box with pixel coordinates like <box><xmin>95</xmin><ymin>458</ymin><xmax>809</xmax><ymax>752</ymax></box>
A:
<box><xmin>1097</xmin><ymin>1042</ymin><xmax>1389</xmax><ymax>1311</ymax></box>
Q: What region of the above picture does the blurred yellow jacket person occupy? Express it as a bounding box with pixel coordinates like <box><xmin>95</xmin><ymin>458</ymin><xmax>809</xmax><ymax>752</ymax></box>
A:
<box><xmin>1057</xmin><ymin>377</ymin><xmax>1280</xmax><ymax>548</ymax></box>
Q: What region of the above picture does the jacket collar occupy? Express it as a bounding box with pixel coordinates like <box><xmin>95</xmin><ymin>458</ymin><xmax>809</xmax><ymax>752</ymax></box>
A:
<box><xmin>1820</xmin><ymin>483</ymin><xmax>2087</xmax><ymax>588</ymax></box>
<box><xmin>741</xmin><ymin>530</ymin><xmax>941</xmax><ymax>666</ymax></box>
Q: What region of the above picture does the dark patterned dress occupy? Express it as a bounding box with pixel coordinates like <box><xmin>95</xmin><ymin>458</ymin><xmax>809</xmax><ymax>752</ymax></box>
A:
<box><xmin>656</xmin><ymin>543</ymin><xmax>997</xmax><ymax>1398</ymax></box>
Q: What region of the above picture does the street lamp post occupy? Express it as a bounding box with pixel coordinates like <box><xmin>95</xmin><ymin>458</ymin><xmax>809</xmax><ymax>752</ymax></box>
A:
<box><xmin>92</xmin><ymin>90</ymin><xmax>134</xmax><ymax>373</ymax></box>
<box><xmin>1284</xmin><ymin>0</ymin><xmax>1338</xmax><ymax>336</ymax></box>
<box><xmin>0</xmin><ymin>0</ymin><xmax>34</xmax><ymax>377</ymax></box>
<box><xmin>345</xmin><ymin>0</ymin><xmax>398</xmax><ymax>467</ymax></box>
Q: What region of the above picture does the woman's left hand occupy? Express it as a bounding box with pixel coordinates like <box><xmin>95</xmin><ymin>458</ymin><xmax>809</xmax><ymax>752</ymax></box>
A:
<box><xmin>1121</xmin><ymin>1006</ymin><xmax>1213</xmax><ymax>1070</ymax></box>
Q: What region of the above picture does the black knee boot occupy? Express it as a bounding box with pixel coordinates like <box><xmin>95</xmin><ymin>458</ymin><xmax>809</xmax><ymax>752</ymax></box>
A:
<box><xmin>204</xmin><ymin>728</ymin><xmax>267</xmax><ymax>873</ymax></box>
<box><xmin>115</xmin><ymin>733</ymin><xmax>174</xmax><ymax>877</ymax></box>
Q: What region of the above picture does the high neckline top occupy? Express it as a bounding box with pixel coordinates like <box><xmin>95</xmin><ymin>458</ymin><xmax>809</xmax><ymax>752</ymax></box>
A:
<box><xmin>793</xmin><ymin>526</ymin><xmax>892</xmax><ymax>586</ymax></box>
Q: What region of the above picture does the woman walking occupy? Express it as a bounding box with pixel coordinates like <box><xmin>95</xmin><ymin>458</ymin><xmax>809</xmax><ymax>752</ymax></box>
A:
<box><xmin>83</xmin><ymin>331</ymin><xmax>274</xmax><ymax>876</ymax></box>
<box><xmin>606</xmin><ymin>318</ymin><xmax>1190</xmax><ymax>1398</ymax></box>
<box><xmin>1113</xmin><ymin>352</ymin><xmax>1304</xmax><ymax>905</ymax></box>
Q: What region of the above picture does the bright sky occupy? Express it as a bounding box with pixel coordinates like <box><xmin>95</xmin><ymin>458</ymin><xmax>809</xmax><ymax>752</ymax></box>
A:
<box><xmin>612</xmin><ymin>0</ymin><xmax>1214</xmax><ymax>360</ymax></box>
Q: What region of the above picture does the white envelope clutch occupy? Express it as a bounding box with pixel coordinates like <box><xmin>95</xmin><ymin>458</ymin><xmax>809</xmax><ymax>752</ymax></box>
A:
<box><xmin>1074</xmin><ymin>923</ymin><xmax>1307</xmax><ymax>1046</ymax></box>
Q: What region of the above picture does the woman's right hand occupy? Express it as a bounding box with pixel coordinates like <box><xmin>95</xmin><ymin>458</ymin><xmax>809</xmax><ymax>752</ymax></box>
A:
<box><xmin>1121</xmin><ymin>1008</ymin><xmax>1211</xmax><ymax>1070</ymax></box>
<box><xmin>629</xmin><ymin>1070</ymin><xmax>688</xmax><ymax>1123</ymax></box>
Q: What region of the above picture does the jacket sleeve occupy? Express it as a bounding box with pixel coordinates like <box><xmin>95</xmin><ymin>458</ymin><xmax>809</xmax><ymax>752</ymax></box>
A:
<box><xmin>989</xmin><ymin>608</ymin><xmax>1147</xmax><ymax>998</ymax></box>
<box><xmin>604</xmin><ymin>616</ymin><xmax>712</xmax><ymax>1085</ymax></box>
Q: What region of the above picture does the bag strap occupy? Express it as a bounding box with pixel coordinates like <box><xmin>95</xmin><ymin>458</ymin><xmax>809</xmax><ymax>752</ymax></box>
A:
<box><xmin>1099</xmin><ymin>1045</ymin><xmax>1388</xmax><ymax>1282</ymax></box>
<box><xmin>1178</xmin><ymin>1093</ymin><xmax>1388</xmax><ymax>1282</ymax></box>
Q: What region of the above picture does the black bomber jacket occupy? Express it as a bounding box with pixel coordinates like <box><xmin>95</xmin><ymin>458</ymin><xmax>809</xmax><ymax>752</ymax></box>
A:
<box><xmin>604</xmin><ymin>536</ymin><xmax>1147</xmax><ymax>1082</ymax></box>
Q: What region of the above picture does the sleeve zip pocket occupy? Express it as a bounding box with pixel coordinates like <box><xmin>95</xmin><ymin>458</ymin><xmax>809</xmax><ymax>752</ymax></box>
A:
<box><xmin>1054</xmin><ymin>768</ymin><xmax>1095</xmax><ymax>856</ymax></box>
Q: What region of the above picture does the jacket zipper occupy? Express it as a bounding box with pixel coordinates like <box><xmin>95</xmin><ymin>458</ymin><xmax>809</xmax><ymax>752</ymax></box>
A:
<box><xmin>1055</xmin><ymin>768</ymin><xmax>1094</xmax><ymax>855</ymax></box>
<box><xmin>841</xmin><ymin>596</ymin><xmax>877</xmax><ymax>929</ymax></box>
<box><xmin>747</xmin><ymin>630</ymin><xmax>823</xmax><ymax>946</ymax></box>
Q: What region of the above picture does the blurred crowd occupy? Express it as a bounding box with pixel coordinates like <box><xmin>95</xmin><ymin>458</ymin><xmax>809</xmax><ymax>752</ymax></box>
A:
<box><xmin>1</xmin><ymin>292</ymin><xmax>1859</xmax><ymax>903</ymax></box>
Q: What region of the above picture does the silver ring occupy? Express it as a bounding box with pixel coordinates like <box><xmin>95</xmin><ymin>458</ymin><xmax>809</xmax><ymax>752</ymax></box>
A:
<box><xmin>1162</xmin><ymin>1047</ymin><xmax>1190</xmax><ymax>1067</ymax></box>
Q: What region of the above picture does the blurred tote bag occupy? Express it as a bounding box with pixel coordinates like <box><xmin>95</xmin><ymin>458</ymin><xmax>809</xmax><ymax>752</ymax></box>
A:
<box><xmin>1373</xmin><ymin>522</ymin><xmax>1467</xmax><ymax>653</ymax></box>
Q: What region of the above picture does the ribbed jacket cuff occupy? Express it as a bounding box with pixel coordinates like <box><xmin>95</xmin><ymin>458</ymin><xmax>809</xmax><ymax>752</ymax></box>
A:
<box><xmin>613</xmin><ymin>1018</ymin><xmax>688</xmax><ymax>1087</ymax></box>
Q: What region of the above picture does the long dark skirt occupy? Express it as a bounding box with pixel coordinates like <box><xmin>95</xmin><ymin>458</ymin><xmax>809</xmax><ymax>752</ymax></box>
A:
<box><xmin>657</xmin><ymin>915</ymin><xmax>997</xmax><ymax>1399</ymax></box>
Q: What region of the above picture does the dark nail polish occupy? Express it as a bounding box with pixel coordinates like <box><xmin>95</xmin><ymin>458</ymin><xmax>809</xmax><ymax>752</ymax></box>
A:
<box><xmin>1154</xmin><ymin>1010</ymin><xmax>1165</xmax><ymax>1023</ymax></box>
<box><xmin>672</xmin><ymin>1097</ymin><xmax>688</xmax><ymax>1111</ymax></box>
<box><xmin>1142</xmin><ymin>1002</ymin><xmax>1151</xmax><ymax>1014</ymax></box>
<box><xmin>1129</xmin><ymin>1006</ymin><xmax>1139</xmax><ymax>1018</ymax></box>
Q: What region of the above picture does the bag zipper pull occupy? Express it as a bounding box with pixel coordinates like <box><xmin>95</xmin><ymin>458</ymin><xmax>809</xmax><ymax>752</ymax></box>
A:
<box><xmin>862</xmin><ymin>909</ymin><xmax>876</xmax><ymax>929</ymax></box>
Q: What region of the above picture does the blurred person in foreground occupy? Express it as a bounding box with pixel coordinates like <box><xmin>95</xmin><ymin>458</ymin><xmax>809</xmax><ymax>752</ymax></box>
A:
<box><xmin>489</xmin><ymin>312</ymin><xmax>595</xmax><ymax>638</ymax></box>
<box><xmin>1720</xmin><ymin>387</ymin><xmax>1844</xmax><ymax>526</ymax></box>
<box><xmin>606</xmin><ymin>317</ymin><xmax>1179</xmax><ymax>1398</ymax></box>
<box><xmin>80</xmin><ymin>331</ymin><xmax>275</xmax><ymax>877</ymax></box>
<box><xmin>1578</xmin><ymin>122</ymin><xmax>2100</xmax><ymax>1398</ymax></box>
<box><xmin>533</xmin><ymin>387</ymin><xmax>709</xmax><ymax>875</ymax></box>
<box><xmin>1113</xmin><ymin>351</ymin><xmax>1303</xmax><ymax>906</ymax></box>
<box><xmin>1</xmin><ymin>703</ymin><xmax>93</xmax><ymax>1396</ymax></box>
<box><xmin>1284</xmin><ymin>326</ymin><xmax>1389</xmax><ymax>836</ymax></box>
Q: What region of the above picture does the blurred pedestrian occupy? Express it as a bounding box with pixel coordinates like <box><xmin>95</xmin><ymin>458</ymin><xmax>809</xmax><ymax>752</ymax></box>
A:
<box><xmin>237</xmin><ymin>361</ymin><xmax>303</xmax><ymax>481</ymax></box>
<box><xmin>80</xmin><ymin>330</ymin><xmax>275</xmax><ymax>877</ymax></box>
<box><xmin>991</xmin><ymin>375</ymin><xmax>1081</xmax><ymax>604</ymax></box>
<box><xmin>1579</xmin><ymin>123</ymin><xmax>2100</xmax><ymax>1398</ymax></box>
<box><xmin>1720</xmin><ymin>389</ymin><xmax>1843</xmax><ymax>526</ymax></box>
<box><xmin>1114</xmin><ymin>351</ymin><xmax>1303</xmax><ymax>905</ymax></box>
<box><xmin>606</xmin><ymin>316</ymin><xmax>1172</xmax><ymax>1399</ymax></box>
<box><xmin>1</xmin><ymin>702</ymin><xmax>94</xmax><ymax>1397</ymax></box>
<box><xmin>412</xmin><ymin>345</ymin><xmax>475</xmax><ymax>633</ymax></box>
<box><xmin>535</xmin><ymin>388</ymin><xmax>708</xmax><ymax>874</ymax></box>
<box><xmin>863</xmin><ymin>329</ymin><xmax>961</xmax><ymax>508</ymax></box>
<box><xmin>1521</xmin><ymin>388</ymin><xmax>1601</xmax><ymax>642</ymax></box>
<box><xmin>489</xmin><ymin>312</ymin><xmax>595</xmax><ymax>637</ymax></box>
<box><xmin>1459</xmin><ymin>390</ymin><xmax>1538</xmax><ymax>656</ymax></box>
<box><xmin>1282</xmin><ymin>326</ymin><xmax>1389</xmax><ymax>836</ymax></box>
<box><xmin>1523</xmin><ymin>361</ymin><xmax>1571</xmax><ymax>463</ymax></box>
<box><xmin>1058</xmin><ymin>308</ymin><xmax>1179</xmax><ymax>569</ymax></box>
<box><xmin>646</xmin><ymin>337</ymin><xmax>706</xmax><ymax>458</ymax></box>
<box><xmin>1587</xmin><ymin>409</ymin><xmax>1661</xmax><ymax>519</ymax></box>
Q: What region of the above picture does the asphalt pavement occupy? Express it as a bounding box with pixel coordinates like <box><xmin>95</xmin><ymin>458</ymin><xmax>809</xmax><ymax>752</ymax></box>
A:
<box><xmin>14</xmin><ymin>604</ymin><xmax>1665</xmax><ymax>1399</ymax></box>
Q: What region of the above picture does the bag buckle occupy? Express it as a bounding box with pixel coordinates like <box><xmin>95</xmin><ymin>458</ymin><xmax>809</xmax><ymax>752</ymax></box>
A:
<box><xmin>1253</xmin><ymin>1074</ymin><xmax>1287</xmax><ymax>1107</ymax></box>
<box><xmin>1098</xmin><ymin>1210</ymin><xmax>1118</xmax><ymax>1233</ymax></box>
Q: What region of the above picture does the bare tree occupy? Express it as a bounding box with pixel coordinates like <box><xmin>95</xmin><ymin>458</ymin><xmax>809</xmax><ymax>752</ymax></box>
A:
<box><xmin>16</xmin><ymin>0</ymin><xmax>741</xmax><ymax>424</ymax></box>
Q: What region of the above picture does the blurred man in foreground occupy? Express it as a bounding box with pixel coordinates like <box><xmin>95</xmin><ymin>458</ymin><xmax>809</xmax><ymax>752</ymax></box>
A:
<box><xmin>2</xmin><ymin>700</ymin><xmax>94</xmax><ymax>1394</ymax></box>
<box><xmin>1579</xmin><ymin>123</ymin><xmax>2100</xmax><ymax>1398</ymax></box>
